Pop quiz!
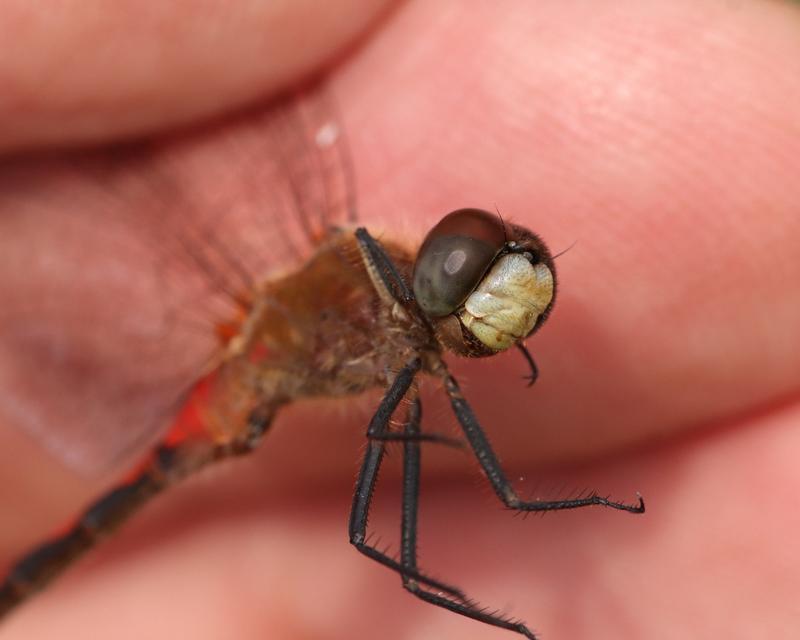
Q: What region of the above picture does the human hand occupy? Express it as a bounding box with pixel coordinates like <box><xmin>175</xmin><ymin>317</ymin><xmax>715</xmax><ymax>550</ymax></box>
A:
<box><xmin>1</xmin><ymin>1</ymin><xmax>799</xmax><ymax>639</ymax></box>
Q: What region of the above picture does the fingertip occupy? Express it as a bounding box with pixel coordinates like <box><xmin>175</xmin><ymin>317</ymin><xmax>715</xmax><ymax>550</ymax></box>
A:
<box><xmin>0</xmin><ymin>0</ymin><xmax>397</xmax><ymax>152</ymax></box>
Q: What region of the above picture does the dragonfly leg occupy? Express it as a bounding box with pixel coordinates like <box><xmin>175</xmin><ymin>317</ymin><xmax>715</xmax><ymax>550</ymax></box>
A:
<box><xmin>368</xmin><ymin>429</ymin><xmax>464</xmax><ymax>449</ymax></box>
<box><xmin>398</xmin><ymin>396</ymin><xmax>539</xmax><ymax>640</ymax></box>
<box><xmin>441</xmin><ymin>370</ymin><xmax>645</xmax><ymax>514</ymax></box>
<box><xmin>349</xmin><ymin>358</ymin><xmax>465</xmax><ymax>599</ymax></box>
<box><xmin>0</xmin><ymin>406</ymin><xmax>275</xmax><ymax>620</ymax></box>
<box><xmin>516</xmin><ymin>342</ymin><xmax>539</xmax><ymax>387</ymax></box>
<box><xmin>354</xmin><ymin>227</ymin><xmax>417</xmax><ymax>311</ymax></box>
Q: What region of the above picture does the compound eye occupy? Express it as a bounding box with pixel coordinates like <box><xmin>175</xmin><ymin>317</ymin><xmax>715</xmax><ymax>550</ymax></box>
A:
<box><xmin>412</xmin><ymin>208</ymin><xmax>506</xmax><ymax>317</ymax></box>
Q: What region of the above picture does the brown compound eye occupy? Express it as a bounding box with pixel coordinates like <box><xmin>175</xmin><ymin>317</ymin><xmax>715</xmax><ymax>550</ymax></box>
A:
<box><xmin>412</xmin><ymin>208</ymin><xmax>506</xmax><ymax>318</ymax></box>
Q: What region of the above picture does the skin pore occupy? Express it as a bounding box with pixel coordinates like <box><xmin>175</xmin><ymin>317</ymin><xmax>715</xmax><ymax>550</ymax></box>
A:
<box><xmin>1</xmin><ymin>1</ymin><xmax>800</xmax><ymax>638</ymax></box>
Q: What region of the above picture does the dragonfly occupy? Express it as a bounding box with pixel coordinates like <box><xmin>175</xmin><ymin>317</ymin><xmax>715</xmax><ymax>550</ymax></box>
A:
<box><xmin>0</xmin><ymin>84</ymin><xmax>644</xmax><ymax>639</ymax></box>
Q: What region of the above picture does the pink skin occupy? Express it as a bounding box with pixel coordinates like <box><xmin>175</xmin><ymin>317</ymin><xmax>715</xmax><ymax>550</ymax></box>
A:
<box><xmin>1</xmin><ymin>1</ymin><xmax>800</xmax><ymax>639</ymax></box>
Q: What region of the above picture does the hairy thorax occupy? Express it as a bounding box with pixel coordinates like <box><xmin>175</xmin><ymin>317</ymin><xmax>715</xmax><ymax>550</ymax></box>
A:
<box><xmin>203</xmin><ymin>230</ymin><xmax>428</xmax><ymax>440</ymax></box>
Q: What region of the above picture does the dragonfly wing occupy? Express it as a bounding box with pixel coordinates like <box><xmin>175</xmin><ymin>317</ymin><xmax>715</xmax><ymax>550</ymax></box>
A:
<box><xmin>0</xmin><ymin>85</ymin><xmax>357</xmax><ymax>475</ymax></box>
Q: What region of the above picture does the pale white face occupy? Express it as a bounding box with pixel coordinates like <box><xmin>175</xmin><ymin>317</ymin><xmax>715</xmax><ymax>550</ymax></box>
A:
<box><xmin>458</xmin><ymin>253</ymin><xmax>554</xmax><ymax>351</ymax></box>
<box><xmin>411</xmin><ymin>208</ymin><xmax>556</xmax><ymax>358</ymax></box>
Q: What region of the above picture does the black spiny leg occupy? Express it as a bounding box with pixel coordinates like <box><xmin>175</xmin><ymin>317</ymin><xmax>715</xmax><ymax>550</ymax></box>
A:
<box><xmin>354</xmin><ymin>227</ymin><xmax>434</xmax><ymax>330</ymax></box>
<box><xmin>348</xmin><ymin>358</ymin><xmax>464</xmax><ymax>598</ymax></box>
<box><xmin>442</xmin><ymin>370</ymin><xmax>645</xmax><ymax>514</ymax></box>
<box><xmin>399</xmin><ymin>396</ymin><xmax>539</xmax><ymax>639</ymax></box>
<box><xmin>516</xmin><ymin>343</ymin><xmax>539</xmax><ymax>387</ymax></box>
<box><xmin>354</xmin><ymin>228</ymin><xmax>414</xmax><ymax>304</ymax></box>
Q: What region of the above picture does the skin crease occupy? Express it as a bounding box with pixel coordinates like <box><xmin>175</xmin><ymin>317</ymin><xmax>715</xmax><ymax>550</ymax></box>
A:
<box><xmin>1</xmin><ymin>0</ymin><xmax>800</xmax><ymax>638</ymax></box>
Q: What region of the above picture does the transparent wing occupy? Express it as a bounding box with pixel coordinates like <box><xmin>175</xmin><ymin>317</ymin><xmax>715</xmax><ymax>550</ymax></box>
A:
<box><xmin>0</xmin><ymin>84</ymin><xmax>356</xmax><ymax>475</ymax></box>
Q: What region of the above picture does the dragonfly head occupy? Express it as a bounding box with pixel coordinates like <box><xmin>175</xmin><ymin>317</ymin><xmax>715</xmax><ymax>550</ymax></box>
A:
<box><xmin>412</xmin><ymin>208</ymin><xmax>556</xmax><ymax>357</ymax></box>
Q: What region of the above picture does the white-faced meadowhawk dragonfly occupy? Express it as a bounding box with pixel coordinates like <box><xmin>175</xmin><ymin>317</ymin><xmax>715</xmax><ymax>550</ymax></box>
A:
<box><xmin>0</xmin><ymin>84</ymin><xmax>644</xmax><ymax>639</ymax></box>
